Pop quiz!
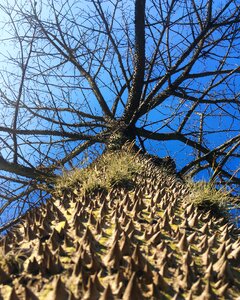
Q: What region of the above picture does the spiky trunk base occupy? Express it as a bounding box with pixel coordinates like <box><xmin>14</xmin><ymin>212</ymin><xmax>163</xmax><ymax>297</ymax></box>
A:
<box><xmin>0</xmin><ymin>153</ymin><xmax>239</xmax><ymax>299</ymax></box>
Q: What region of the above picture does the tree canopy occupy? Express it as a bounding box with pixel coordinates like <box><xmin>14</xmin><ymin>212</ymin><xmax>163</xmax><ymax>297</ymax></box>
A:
<box><xmin>0</xmin><ymin>0</ymin><xmax>239</xmax><ymax>227</ymax></box>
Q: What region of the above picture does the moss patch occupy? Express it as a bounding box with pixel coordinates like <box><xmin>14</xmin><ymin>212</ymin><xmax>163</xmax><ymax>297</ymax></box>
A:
<box><xmin>55</xmin><ymin>149</ymin><xmax>143</xmax><ymax>194</ymax></box>
<box><xmin>186</xmin><ymin>180</ymin><xmax>231</xmax><ymax>218</ymax></box>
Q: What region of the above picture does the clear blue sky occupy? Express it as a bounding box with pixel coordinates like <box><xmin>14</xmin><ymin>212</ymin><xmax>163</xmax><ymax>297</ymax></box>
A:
<box><xmin>0</xmin><ymin>0</ymin><xmax>239</xmax><ymax>227</ymax></box>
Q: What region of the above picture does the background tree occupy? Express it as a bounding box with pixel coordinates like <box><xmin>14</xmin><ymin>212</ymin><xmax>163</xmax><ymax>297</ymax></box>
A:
<box><xmin>0</xmin><ymin>0</ymin><xmax>239</xmax><ymax>229</ymax></box>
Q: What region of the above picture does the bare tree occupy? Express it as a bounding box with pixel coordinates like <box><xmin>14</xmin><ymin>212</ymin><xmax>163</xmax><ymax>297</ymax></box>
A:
<box><xmin>0</xmin><ymin>0</ymin><xmax>239</xmax><ymax>228</ymax></box>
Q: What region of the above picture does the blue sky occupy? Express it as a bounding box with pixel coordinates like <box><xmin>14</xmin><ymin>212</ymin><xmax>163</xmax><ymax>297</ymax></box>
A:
<box><xmin>0</xmin><ymin>0</ymin><xmax>239</xmax><ymax>227</ymax></box>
